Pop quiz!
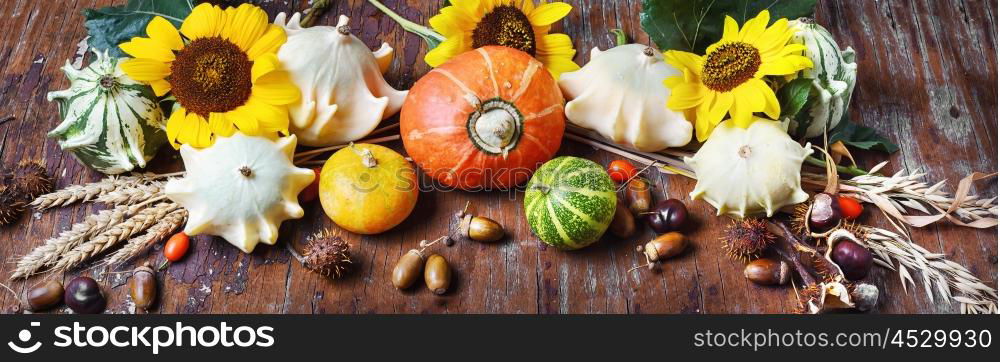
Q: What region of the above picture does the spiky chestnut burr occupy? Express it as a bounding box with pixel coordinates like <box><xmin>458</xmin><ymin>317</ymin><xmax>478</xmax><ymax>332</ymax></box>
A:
<box><xmin>4</xmin><ymin>160</ymin><xmax>53</xmax><ymax>200</ymax></box>
<box><xmin>0</xmin><ymin>185</ymin><xmax>25</xmax><ymax>226</ymax></box>
<box><xmin>720</xmin><ymin>218</ymin><xmax>776</xmax><ymax>262</ymax></box>
<box><xmin>290</xmin><ymin>230</ymin><xmax>352</xmax><ymax>278</ymax></box>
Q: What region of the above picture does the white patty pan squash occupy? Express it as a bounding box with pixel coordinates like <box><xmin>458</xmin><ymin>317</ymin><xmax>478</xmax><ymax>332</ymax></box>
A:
<box><xmin>46</xmin><ymin>49</ymin><xmax>166</xmax><ymax>175</ymax></box>
<box><xmin>275</xmin><ymin>13</ymin><xmax>407</xmax><ymax>147</ymax></box>
<box><xmin>559</xmin><ymin>44</ymin><xmax>692</xmax><ymax>152</ymax></box>
<box><xmin>785</xmin><ymin>19</ymin><xmax>858</xmax><ymax>139</ymax></box>
<box><xmin>685</xmin><ymin>119</ymin><xmax>812</xmax><ymax>218</ymax></box>
<box><xmin>165</xmin><ymin>132</ymin><xmax>316</xmax><ymax>253</ymax></box>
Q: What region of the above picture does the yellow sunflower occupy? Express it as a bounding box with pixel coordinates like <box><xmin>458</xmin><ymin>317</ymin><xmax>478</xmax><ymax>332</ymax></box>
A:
<box><xmin>426</xmin><ymin>0</ymin><xmax>580</xmax><ymax>79</ymax></box>
<box><xmin>663</xmin><ymin>10</ymin><xmax>813</xmax><ymax>142</ymax></box>
<box><xmin>120</xmin><ymin>3</ymin><xmax>299</xmax><ymax>149</ymax></box>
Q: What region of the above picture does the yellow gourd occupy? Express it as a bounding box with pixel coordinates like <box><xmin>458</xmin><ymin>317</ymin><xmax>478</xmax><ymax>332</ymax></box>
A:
<box><xmin>319</xmin><ymin>144</ymin><xmax>418</xmax><ymax>234</ymax></box>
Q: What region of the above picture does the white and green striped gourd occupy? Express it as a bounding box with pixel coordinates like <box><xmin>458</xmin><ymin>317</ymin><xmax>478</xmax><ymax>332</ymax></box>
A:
<box><xmin>786</xmin><ymin>18</ymin><xmax>858</xmax><ymax>139</ymax></box>
<box><xmin>524</xmin><ymin>156</ymin><xmax>617</xmax><ymax>250</ymax></box>
<box><xmin>46</xmin><ymin>49</ymin><xmax>166</xmax><ymax>174</ymax></box>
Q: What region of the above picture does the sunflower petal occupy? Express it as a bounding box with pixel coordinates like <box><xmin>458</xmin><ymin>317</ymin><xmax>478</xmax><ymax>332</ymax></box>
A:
<box><xmin>663</xmin><ymin>50</ymin><xmax>703</xmax><ymax>74</ymax></box>
<box><xmin>246</xmin><ymin>101</ymin><xmax>289</xmax><ymax>134</ymax></box>
<box><xmin>247</xmin><ymin>25</ymin><xmax>286</xmax><ymax>61</ymax></box>
<box><xmin>119</xmin><ymin>37</ymin><xmax>175</xmax><ymax>63</ymax></box>
<box><xmin>530</xmin><ymin>2</ymin><xmax>572</xmax><ymax>27</ymax></box>
<box><xmin>694</xmin><ymin>92</ymin><xmax>717</xmax><ymax>142</ymax></box>
<box><xmin>252</xmin><ymin>71</ymin><xmax>300</xmax><ymax>105</ymax></box>
<box><xmin>181</xmin><ymin>3</ymin><xmax>225</xmax><ymax>40</ymax></box>
<box><xmin>537</xmin><ymin>55</ymin><xmax>580</xmax><ymax>79</ymax></box>
<box><xmin>229</xmin><ymin>106</ymin><xmax>260</xmax><ymax>135</ymax></box>
<box><xmin>251</xmin><ymin>53</ymin><xmax>280</xmax><ymax>83</ymax></box>
<box><xmin>536</xmin><ymin>33</ymin><xmax>576</xmax><ymax>57</ymax></box>
<box><xmin>667</xmin><ymin>82</ymin><xmax>707</xmax><ymax>110</ymax></box>
<box><xmin>738</xmin><ymin>9</ymin><xmax>770</xmax><ymax>43</ymax></box>
<box><xmin>722</xmin><ymin>16</ymin><xmax>739</xmax><ymax>41</ymax></box>
<box><xmin>149</xmin><ymin>79</ymin><xmax>172</xmax><ymax>97</ymax></box>
<box><xmin>146</xmin><ymin>16</ymin><xmax>182</xmax><ymax>50</ymax></box>
<box><xmin>222</xmin><ymin>4</ymin><xmax>269</xmax><ymax>51</ymax></box>
<box><xmin>728</xmin><ymin>86</ymin><xmax>755</xmax><ymax>128</ymax></box>
<box><xmin>757</xmin><ymin>55</ymin><xmax>813</xmax><ymax>76</ymax></box>
<box><xmin>753</xmin><ymin>18</ymin><xmax>791</xmax><ymax>52</ymax></box>
<box><xmin>756</xmin><ymin>79</ymin><xmax>781</xmax><ymax>119</ymax></box>
<box><xmin>120</xmin><ymin>58</ymin><xmax>171</xmax><ymax>82</ymax></box>
<box><xmin>165</xmin><ymin>108</ymin><xmax>187</xmax><ymax>149</ymax></box>
<box><xmin>425</xmin><ymin>35</ymin><xmax>467</xmax><ymax>67</ymax></box>
<box><xmin>178</xmin><ymin>112</ymin><xmax>213</xmax><ymax>149</ymax></box>
<box><xmin>208</xmin><ymin>112</ymin><xmax>236</xmax><ymax>138</ymax></box>
<box><xmin>706</xmin><ymin>91</ymin><xmax>734</xmax><ymax>126</ymax></box>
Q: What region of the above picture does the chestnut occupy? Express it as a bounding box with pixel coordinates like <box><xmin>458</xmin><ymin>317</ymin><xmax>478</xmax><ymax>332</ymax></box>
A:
<box><xmin>808</xmin><ymin>193</ymin><xmax>841</xmax><ymax>232</ymax></box>
<box><xmin>744</xmin><ymin>259</ymin><xmax>790</xmax><ymax>285</ymax></box>
<box><xmin>831</xmin><ymin>239</ymin><xmax>872</xmax><ymax>280</ymax></box>
<box><xmin>26</xmin><ymin>280</ymin><xmax>63</xmax><ymax>312</ymax></box>
<box><xmin>645</xmin><ymin>199</ymin><xmax>687</xmax><ymax>233</ymax></box>
<box><xmin>609</xmin><ymin>199</ymin><xmax>636</xmax><ymax>238</ymax></box>
<box><xmin>64</xmin><ymin>276</ymin><xmax>105</xmax><ymax>314</ymax></box>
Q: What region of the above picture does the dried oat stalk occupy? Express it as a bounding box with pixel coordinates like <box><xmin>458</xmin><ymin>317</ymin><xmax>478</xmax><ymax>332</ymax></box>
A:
<box><xmin>10</xmin><ymin>204</ymin><xmax>136</xmax><ymax>279</ymax></box>
<box><xmin>48</xmin><ymin>202</ymin><xmax>179</xmax><ymax>274</ymax></box>
<box><xmin>804</xmin><ymin>162</ymin><xmax>997</xmax><ymax>229</ymax></box>
<box><xmin>30</xmin><ymin>173</ymin><xmax>170</xmax><ymax>210</ymax></box>
<box><xmin>860</xmin><ymin>223</ymin><xmax>997</xmax><ymax>314</ymax></box>
<box><xmin>104</xmin><ymin>208</ymin><xmax>188</xmax><ymax>266</ymax></box>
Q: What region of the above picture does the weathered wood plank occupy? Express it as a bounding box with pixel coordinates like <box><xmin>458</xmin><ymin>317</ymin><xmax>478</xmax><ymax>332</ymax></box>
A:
<box><xmin>0</xmin><ymin>0</ymin><xmax>995</xmax><ymax>314</ymax></box>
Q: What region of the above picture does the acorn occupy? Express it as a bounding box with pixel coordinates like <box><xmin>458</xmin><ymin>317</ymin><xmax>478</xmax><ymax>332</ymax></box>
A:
<box><xmin>451</xmin><ymin>202</ymin><xmax>505</xmax><ymax>243</ymax></box>
<box><xmin>392</xmin><ymin>249</ymin><xmax>425</xmax><ymax>289</ymax></box>
<box><xmin>631</xmin><ymin>232</ymin><xmax>687</xmax><ymax>271</ymax></box>
<box><xmin>129</xmin><ymin>264</ymin><xmax>157</xmax><ymax>312</ymax></box>
<box><xmin>26</xmin><ymin>280</ymin><xmax>64</xmax><ymax>312</ymax></box>
<box><xmin>744</xmin><ymin>259</ymin><xmax>790</xmax><ymax>285</ymax></box>
<box><xmin>424</xmin><ymin>254</ymin><xmax>451</xmax><ymax>295</ymax></box>
<box><xmin>467</xmin><ymin>216</ymin><xmax>504</xmax><ymax>242</ymax></box>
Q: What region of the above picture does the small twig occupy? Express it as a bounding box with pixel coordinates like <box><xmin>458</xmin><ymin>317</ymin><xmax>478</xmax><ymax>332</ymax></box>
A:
<box><xmin>294</xmin><ymin>135</ymin><xmax>401</xmax><ymax>163</ymax></box>
<box><xmin>300</xmin><ymin>0</ymin><xmax>332</xmax><ymax>27</ymax></box>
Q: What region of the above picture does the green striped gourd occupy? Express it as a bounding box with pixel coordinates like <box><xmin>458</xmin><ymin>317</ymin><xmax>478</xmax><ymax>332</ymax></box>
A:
<box><xmin>524</xmin><ymin>156</ymin><xmax>617</xmax><ymax>250</ymax></box>
<box><xmin>46</xmin><ymin>50</ymin><xmax>166</xmax><ymax>174</ymax></box>
<box><xmin>786</xmin><ymin>18</ymin><xmax>858</xmax><ymax>139</ymax></box>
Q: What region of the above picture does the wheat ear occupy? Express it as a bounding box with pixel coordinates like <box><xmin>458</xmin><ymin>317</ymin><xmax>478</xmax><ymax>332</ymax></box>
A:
<box><xmin>10</xmin><ymin>204</ymin><xmax>134</xmax><ymax>279</ymax></box>
<box><xmin>103</xmin><ymin>208</ymin><xmax>188</xmax><ymax>266</ymax></box>
<box><xmin>48</xmin><ymin>202</ymin><xmax>179</xmax><ymax>274</ymax></box>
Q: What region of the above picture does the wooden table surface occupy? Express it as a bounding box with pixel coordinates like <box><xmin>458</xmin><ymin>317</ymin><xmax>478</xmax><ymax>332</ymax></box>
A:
<box><xmin>0</xmin><ymin>0</ymin><xmax>996</xmax><ymax>314</ymax></box>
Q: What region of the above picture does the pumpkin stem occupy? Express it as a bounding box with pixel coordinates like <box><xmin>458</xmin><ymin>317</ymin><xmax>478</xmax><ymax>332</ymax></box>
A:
<box><xmin>467</xmin><ymin>98</ymin><xmax>523</xmax><ymax>156</ymax></box>
<box><xmin>239</xmin><ymin>166</ymin><xmax>253</xmax><ymax>177</ymax></box>
<box><xmin>530</xmin><ymin>184</ymin><xmax>551</xmax><ymax>194</ymax></box>
<box><xmin>350</xmin><ymin>143</ymin><xmax>378</xmax><ymax>168</ymax></box>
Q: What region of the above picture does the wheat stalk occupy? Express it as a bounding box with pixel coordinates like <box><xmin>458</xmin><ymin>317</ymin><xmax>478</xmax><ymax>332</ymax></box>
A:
<box><xmin>859</xmin><ymin>223</ymin><xmax>997</xmax><ymax>314</ymax></box>
<box><xmin>10</xmin><ymin>204</ymin><xmax>136</xmax><ymax>279</ymax></box>
<box><xmin>48</xmin><ymin>202</ymin><xmax>179</xmax><ymax>274</ymax></box>
<box><xmin>30</xmin><ymin>172</ymin><xmax>179</xmax><ymax>210</ymax></box>
<box><xmin>94</xmin><ymin>181</ymin><xmax>163</xmax><ymax>206</ymax></box>
<box><xmin>103</xmin><ymin>208</ymin><xmax>188</xmax><ymax>266</ymax></box>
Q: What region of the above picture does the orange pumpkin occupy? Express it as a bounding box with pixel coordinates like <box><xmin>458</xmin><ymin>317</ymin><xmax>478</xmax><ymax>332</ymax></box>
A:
<box><xmin>400</xmin><ymin>46</ymin><xmax>565</xmax><ymax>190</ymax></box>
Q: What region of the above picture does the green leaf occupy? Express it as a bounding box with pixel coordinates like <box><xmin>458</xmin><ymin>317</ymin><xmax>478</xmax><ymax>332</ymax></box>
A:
<box><xmin>84</xmin><ymin>0</ymin><xmax>194</xmax><ymax>58</ymax></box>
<box><xmin>640</xmin><ymin>0</ymin><xmax>818</xmax><ymax>53</ymax></box>
<box><xmin>828</xmin><ymin>118</ymin><xmax>900</xmax><ymax>153</ymax></box>
<box><xmin>777</xmin><ymin>77</ymin><xmax>812</xmax><ymax>118</ymax></box>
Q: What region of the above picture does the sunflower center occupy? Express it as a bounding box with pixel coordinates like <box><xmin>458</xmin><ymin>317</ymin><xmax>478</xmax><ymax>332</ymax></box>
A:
<box><xmin>170</xmin><ymin>37</ymin><xmax>253</xmax><ymax>117</ymax></box>
<box><xmin>701</xmin><ymin>42</ymin><xmax>761</xmax><ymax>92</ymax></box>
<box><xmin>472</xmin><ymin>5</ymin><xmax>536</xmax><ymax>55</ymax></box>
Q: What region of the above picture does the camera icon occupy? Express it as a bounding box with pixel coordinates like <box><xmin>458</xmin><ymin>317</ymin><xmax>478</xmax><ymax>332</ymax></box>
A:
<box><xmin>7</xmin><ymin>322</ymin><xmax>42</xmax><ymax>354</ymax></box>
